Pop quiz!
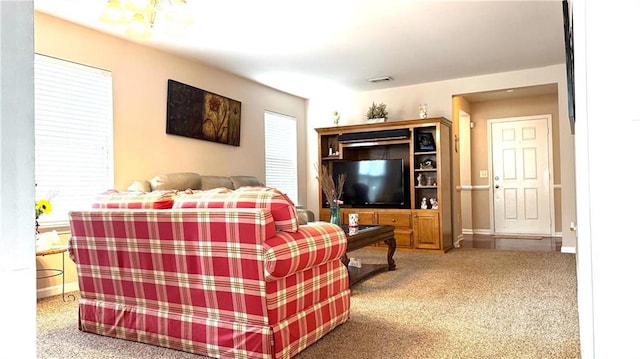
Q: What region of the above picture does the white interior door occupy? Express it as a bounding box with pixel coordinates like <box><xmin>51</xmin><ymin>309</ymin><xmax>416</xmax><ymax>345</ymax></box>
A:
<box><xmin>490</xmin><ymin>115</ymin><xmax>552</xmax><ymax>235</ymax></box>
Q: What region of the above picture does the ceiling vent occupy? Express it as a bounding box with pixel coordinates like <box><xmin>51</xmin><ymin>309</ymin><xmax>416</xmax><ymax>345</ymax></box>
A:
<box><xmin>367</xmin><ymin>76</ymin><xmax>393</xmax><ymax>83</ymax></box>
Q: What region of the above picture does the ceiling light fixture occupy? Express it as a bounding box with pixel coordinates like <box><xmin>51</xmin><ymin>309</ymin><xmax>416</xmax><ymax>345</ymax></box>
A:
<box><xmin>100</xmin><ymin>0</ymin><xmax>193</xmax><ymax>39</ymax></box>
<box><xmin>367</xmin><ymin>76</ymin><xmax>393</xmax><ymax>83</ymax></box>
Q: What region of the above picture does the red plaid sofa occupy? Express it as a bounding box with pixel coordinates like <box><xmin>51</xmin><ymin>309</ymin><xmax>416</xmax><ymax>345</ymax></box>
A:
<box><xmin>68</xmin><ymin>187</ymin><xmax>350</xmax><ymax>359</ymax></box>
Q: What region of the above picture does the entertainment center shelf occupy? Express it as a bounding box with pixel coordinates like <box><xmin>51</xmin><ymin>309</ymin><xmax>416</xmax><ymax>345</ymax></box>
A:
<box><xmin>316</xmin><ymin>117</ymin><xmax>453</xmax><ymax>253</ymax></box>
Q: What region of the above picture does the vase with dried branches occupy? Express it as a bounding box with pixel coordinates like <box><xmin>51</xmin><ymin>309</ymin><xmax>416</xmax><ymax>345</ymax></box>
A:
<box><xmin>318</xmin><ymin>164</ymin><xmax>346</xmax><ymax>225</ymax></box>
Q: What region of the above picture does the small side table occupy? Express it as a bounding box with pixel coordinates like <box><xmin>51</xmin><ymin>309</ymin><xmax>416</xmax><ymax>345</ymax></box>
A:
<box><xmin>36</xmin><ymin>246</ymin><xmax>75</xmax><ymax>302</ymax></box>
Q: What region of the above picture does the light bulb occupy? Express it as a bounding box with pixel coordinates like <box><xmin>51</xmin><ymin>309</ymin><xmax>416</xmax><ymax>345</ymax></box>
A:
<box><xmin>100</xmin><ymin>0</ymin><xmax>126</xmax><ymax>24</ymax></box>
<box><xmin>125</xmin><ymin>13</ymin><xmax>152</xmax><ymax>38</ymax></box>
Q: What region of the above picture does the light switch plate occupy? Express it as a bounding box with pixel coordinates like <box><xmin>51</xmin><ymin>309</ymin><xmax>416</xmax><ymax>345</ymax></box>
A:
<box><xmin>479</xmin><ymin>170</ymin><xmax>488</xmax><ymax>178</ymax></box>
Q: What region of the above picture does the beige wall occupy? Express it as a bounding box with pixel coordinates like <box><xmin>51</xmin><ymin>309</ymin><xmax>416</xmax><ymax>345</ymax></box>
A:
<box><xmin>34</xmin><ymin>12</ymin><xmax>308</xmax><ymax>297</ymax></box>
<box><xmin>466</xmin><ymin>93</ymin><xmax>562</xmax><ymax>233</ymax></box>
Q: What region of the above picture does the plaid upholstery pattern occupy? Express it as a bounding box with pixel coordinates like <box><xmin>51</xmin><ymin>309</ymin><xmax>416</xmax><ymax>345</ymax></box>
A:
<box><xmin>68</xmin><ymin>207</ymin><xmax>349</xmax><ymax>359</ymax></box>
<box><xmin>92</xmin><ymin>190</ymin><xmax>176</xmax><ymax>209</ymax></box>
<box><xmin>263</xmin><ymin>223</ymin><xmax>346</xmax><ymax>280</ymax></box>
<box><xmin>173</xmin><ymin>187</ymin><xmax>299</xmax><ymax>233</ymax></box>
<box><xmin>266</xmin><ymin>261</ymin><xmax>348</xmax><ymax>319</ymax></box>
<box><xmin>271</xmin><ymin>288</ymin><xmax>350</xmax><ymax>359</ymax></box>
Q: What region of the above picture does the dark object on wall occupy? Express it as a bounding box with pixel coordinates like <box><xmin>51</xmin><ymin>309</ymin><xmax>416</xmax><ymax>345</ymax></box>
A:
<box><xmin>166</xmin><ymin>79</ymin><xmax>241</xmax><ymax>146</ymax></box>
<box><xmin>563</xmin><ymin>0</ymin><xmax>575</xmax><ymax>135</ymax></box>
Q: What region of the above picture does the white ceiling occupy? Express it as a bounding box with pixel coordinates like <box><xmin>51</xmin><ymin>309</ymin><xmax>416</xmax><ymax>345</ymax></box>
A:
<box><xmin>34</xmin><ymin>0</ymin><xmax>566</xmax><ymax>99</ymax></box>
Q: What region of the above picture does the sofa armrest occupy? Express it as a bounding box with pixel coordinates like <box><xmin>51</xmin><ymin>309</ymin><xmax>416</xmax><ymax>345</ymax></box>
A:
<box><xmin>263</xmin><ymin>222</ymin><xmax>346</xmax><ymax>281</ymax></box>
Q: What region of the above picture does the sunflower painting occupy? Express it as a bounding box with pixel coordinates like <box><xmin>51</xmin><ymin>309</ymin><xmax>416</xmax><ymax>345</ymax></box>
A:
<box><xmin>166</xmin><ymin>79</ymin><xmax>241</xmax><ymax>146</ymax></box>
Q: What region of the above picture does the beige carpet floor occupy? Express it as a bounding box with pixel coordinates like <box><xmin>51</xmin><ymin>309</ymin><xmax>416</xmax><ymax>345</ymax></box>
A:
<box><xmin>37</xmin><ymin>247</ymin><xmax>580</xmax><ymax>358</ymax></box>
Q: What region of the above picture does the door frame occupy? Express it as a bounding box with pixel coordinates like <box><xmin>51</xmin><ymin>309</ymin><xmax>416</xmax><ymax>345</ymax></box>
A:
<box><xmin>487</xmin><ymin>114</ymin><xmax>555</xmax><ymax>236</ymax></box>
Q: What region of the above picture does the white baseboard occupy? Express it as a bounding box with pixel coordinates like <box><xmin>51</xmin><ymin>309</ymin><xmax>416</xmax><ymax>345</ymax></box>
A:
<box><xmin>463</xmin><ymin>229</ymin><xmax>564</xmax><ymax>238</ymax></box>
<box><xmin>462</xmin><ymin>229</ymin><xmax>492</xmax><ymax>235</ymax></box>
<box><xmin>37</xmin><ymin>282</ymin><xmax>78</xmax><ymax>300</ymax></box>
<box><xmin>561</xmin><ymin>246</ymin><xmax>576</xmax><ymax>254</ymax></box>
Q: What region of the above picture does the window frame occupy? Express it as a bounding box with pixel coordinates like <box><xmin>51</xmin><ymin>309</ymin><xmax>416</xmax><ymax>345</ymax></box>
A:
<box><xmin>264</xmin><ymin>111</ymin><xmax>299</xmax><ymax>204</ymax></box>
<box><xmin>34</xmin><ymin>54</ymin><xmax>114</xmax><ymax>229</ymax></box>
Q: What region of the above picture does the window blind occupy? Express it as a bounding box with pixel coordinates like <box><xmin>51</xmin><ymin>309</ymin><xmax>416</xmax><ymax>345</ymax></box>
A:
<box><xmin>34</xmin><ymin>54</ymin><xmax>114</xmax><ymax>227</ymax></box>
<box><xmin>264</xmin><ymin>111</ymin><xmax>298</xmax><ymax>204</ymax></box>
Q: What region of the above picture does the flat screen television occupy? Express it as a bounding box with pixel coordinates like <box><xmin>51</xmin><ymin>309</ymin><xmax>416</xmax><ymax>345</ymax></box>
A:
<box><xmin>332</xmin><ymin>159</ymin><xmax>406</xmax><ymax>208</ymax></box>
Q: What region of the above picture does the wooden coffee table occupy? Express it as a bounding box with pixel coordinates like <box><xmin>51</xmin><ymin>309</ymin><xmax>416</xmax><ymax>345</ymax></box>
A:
<box><xmin>340</xmin><ymin>225</ymin><xmax>396</xmax><ymax>286</ymax></box>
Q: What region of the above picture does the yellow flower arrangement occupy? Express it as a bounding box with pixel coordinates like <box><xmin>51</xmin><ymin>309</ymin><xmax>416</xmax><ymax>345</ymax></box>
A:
<box><xmin>35</xmin><ymin>199</ymin><xmax>53</xmax><ymax>219</ymax></box>
<box><xmin>35</xmin><ymin>198</ymin><xmax>53</xmax><ymax>234</ymax></box>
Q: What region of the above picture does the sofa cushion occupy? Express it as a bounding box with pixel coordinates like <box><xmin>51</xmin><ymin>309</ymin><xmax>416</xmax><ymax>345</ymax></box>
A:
<box><xmin>92</xmin><ymin>190</ymin><xmax>175</xmax><ymax>209</ymax></box>
<box><xmin>150</xmin><ymin>172</ymin><xmax>201</xmax><ymax>191</ymax></box>
<box><xmin>173</xmin><ymin>187</ymin><xmax>299</xmax><ymax>232</ymax></box>
<box><xmin>229</xmin><ymin>175</ymin><xmax>264</xmax><ymax>188</ymax></box>
<box><xmin>200</xmin><ymin>176</ymin><xmax>234</xmax><ymax>190</ymax></box>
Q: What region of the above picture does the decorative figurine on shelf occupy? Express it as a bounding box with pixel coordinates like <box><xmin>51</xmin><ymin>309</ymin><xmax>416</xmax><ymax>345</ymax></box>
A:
<box><xmin>417</xmin><ymin>173</ymin><xmax>427</xmax><ymax>186</ymax></box>
<box><xmin>426</xmin><ymin>177</ymin><xmax>435</xmax><ymax>186</ymax></box>
<box><xmin>419</xmin><ymin>159</ymin><xmax>436</xmax><ymax>169</ymax></box>
<box><xmin>418</xmin><ymin>104</ymin><xmax>427</xmax><ymax>119</ymax></box>
<box><xmin>421</xmin><ymin>197</ymin><xmax>428</xmax><ymax>209</ymax></box>
<box><xmin>430</xmin><ymin>198</ymin><xmax>438</xmax><ymax>209</ymax></box>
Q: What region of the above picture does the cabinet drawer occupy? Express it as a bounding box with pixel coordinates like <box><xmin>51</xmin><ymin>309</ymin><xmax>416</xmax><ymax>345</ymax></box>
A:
<box><xmin>378</xmin><ymin>212</ymin><xmax>411</xmax><ymax>227</ymax></box>
<box><xmin>342</xmin><ymin>210</ymin><xmax>376</xmax><ymax>225</ymax></box>
<box><xmin>394</xmin><ymin>229</ymin><xmax>413</xmax><ymax>248</ymax></box>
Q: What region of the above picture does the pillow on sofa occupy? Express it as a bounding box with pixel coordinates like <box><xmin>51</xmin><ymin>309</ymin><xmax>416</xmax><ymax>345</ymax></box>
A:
<box><xmin>229</xmin><ymin>175</ymin><xmax>264</xmax><ymax>188</ymax></box>
<box><xmin>200</xmin><ymin>176</ymin><xmax>234</xmax><ymax>190</ymax></box>
<box><xmin>173</xmin><ymin>187</ymin><xmax>299</xmax><ymax>232</ymax></box>
<box><xmin>150</xmin><ymin>172</ymin><xmax>201</xmax><ymax>191</ymax></box>
<box><xmin>92</xmin><ymin>190</ymin><xmax>176</xmax><ymax>209</ymax></box>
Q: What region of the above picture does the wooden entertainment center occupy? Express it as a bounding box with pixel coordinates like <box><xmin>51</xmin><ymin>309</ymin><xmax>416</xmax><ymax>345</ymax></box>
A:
<box><xmin>316</xmin><ymin>117</ymin><xmax>453</xmax><ymax>253</ymax></box>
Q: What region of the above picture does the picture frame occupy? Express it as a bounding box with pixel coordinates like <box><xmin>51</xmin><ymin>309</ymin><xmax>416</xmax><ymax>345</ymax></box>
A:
<box><xmin>416</xmin><ymin>132</ymin><xmax>436</xmax><ymax>151</ymax></box>
<box><xmin>166</xmin><ymin>79</ymin><xmax>241</xmax><ymax>146</ymax></box>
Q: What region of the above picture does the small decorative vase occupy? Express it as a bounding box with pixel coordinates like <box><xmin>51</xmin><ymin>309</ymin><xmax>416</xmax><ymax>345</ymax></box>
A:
<box><xmin>329</xmin><ymin>205</ymin><xmax>341</xmax><ymax>225</ymax></box>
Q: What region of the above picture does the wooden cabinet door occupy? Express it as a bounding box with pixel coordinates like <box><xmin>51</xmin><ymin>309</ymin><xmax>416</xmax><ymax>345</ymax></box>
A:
<box><xmin>414</xmin><ymin>212</ymin><xmax>441</xmax><ymax>250</ymax></box>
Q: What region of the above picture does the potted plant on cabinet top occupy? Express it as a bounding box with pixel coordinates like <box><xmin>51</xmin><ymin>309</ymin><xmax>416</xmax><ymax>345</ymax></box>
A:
<box><xmin>366</xmin><ymin>102</ymin><xmax>388</xmax><ymax>123</ymax></box>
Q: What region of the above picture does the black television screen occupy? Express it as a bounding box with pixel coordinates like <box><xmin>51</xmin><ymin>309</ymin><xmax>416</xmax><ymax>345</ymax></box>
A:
<box><xmin>332</xmin><ymin>159</ymin><xmax>406</xmax><ymax>207</ymax></box>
